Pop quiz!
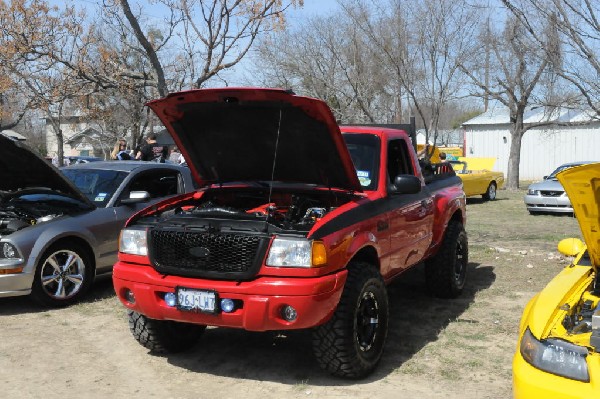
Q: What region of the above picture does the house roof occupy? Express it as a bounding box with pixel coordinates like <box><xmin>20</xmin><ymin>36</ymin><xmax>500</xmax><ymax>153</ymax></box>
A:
<box><xmin>462</xmin><ymin>104</ymin><xmax>600</xmax><ymax>126</ymax></box>
<box><xmin>1</xmin><ymin>129</ymin><xmax>26</xmax><ymax>140</ymax></box>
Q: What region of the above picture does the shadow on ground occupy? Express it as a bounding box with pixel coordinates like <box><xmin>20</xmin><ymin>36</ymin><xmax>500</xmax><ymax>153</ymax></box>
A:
<box><xmin>0</xmin><ymin>275</ymin><xmax>115</xmax><ymax>316</ymax></box>
<box><xmin>164</xmin><ymin>262</ymin><xmax>496</xmax><ymax>386</ymax></box>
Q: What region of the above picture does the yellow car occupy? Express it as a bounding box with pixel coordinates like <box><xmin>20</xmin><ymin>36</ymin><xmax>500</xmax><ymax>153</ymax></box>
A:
<box><xmin>450</xmin><ymin>160</ymin><xmax>505</xmax><ymax>200</ymax></box>
<box><xmin>513</xmin><ymin>162</ymin><xmax>600</xmax><ymax>398</ymax></box>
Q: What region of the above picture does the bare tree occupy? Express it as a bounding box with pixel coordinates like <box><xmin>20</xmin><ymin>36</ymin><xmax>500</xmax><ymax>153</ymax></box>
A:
<box><xmin>460</xmin><ymin>4</ymin><xmax>560</xmax><ymax>189</ymax></box>
<box><xmin>503</xmin><ymin>0</ymin><xmax>600</xmax><ymax>115</ymax></box>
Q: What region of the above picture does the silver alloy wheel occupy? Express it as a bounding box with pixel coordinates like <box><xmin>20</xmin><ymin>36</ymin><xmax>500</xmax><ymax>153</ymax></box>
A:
<box><xmin>488</xmin><ymin>183</ymin><xmax>496</xmax><ymax>200</ymax></box>
<box><xmin>39</xmin><ymin>249</ymin><xmax>86</xmax><ymax>299</ymax></box>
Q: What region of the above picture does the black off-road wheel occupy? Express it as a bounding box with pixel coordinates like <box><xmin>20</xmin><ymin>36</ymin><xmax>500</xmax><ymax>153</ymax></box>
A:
<box><xmin>31</xmin><ymin>241</ymin><xmax>94</xmax><ymax>307</ymax></box>
<box><xmin>482</xmin><ymin>182</ymin><xmax>497</xmax><ymax>201</ymax></box>
<box><xmin>425</xmin><ymin>221</ymin><xmax>468</xmax><ymax>298</ymax></box>
<box><xmin>312</xmin><ymin>262</ymin><xmax>389</xmax><ymax>379</ymax></box>
<box><xmin>128</xmin><ymin>310</ymin><xmax>206</xmax><ymax>353</ymax></box>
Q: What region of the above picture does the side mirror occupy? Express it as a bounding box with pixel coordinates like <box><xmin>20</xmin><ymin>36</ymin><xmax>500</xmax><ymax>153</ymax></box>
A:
<box><xmin>120</xmin><ymin>190</ymin><xmax>151</xmax><ymax>205</ymax></box>
<box><xmin>557</xmin><ymin>238</ymin><xmax>585</xmax><ymax>257</ymax></box>
<box><xmin>543</xmin><ymin>175</ymin><xmax>548</xmax><ymax>180</ymax></box>
<box><xmin>390</xmin><ymin>175</ymin><xmax>422</xmax><ymax>195</ymax></box>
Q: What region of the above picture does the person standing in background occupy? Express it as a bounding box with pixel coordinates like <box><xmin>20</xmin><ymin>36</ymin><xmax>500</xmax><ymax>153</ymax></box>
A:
<box><xmin>136</xmin><ymin>134</ymin><xmax>167</xmax><ymax>162</ymax></box>
<box><xmin>111</xmin><ymin>138</ymin><xmax>131</xmax><ymax>160</ymax></box>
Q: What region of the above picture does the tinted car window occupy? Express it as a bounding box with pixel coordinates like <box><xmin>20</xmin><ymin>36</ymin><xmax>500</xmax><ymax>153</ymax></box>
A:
<box><xmin>126</xmin><ymin>170</ymin><xmax>181</xmax><ymax>199</ymax></box>
<box><xmin>62</xmin><ymin>169</ymin><xmax>128</xmax><ymax>207</ymax></box>
<box><xmin>342</xmin><ymin>133</ymin><xmax>381</xmax><ymax>190</ymax></box>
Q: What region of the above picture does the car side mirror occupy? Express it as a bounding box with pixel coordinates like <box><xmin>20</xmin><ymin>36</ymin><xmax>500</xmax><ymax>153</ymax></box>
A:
<box><xmin>543</xmin><ymin>175</ymin><xmax>548</xmax><ymax>180</ymax></box>
<box><xmin>390</xmin><ymin>175</ymin><xmax>422</xmax><ymax>195</ymax></box>
<box><xmin>120</xmin><ymin>190</ymin><xmax>151</xmax><ymax>205</ymax></box>
<box><xmin>557</xmin><ymin>238</ymin><xmax>584</xmax><ymax>257</ymax></box>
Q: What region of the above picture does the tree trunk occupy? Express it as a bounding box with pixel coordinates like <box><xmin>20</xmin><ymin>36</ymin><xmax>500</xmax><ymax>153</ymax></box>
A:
<box><xmin>506</xmin><ymin>109</ymin><xmax>525</xmax><ymax>189</ymax></box>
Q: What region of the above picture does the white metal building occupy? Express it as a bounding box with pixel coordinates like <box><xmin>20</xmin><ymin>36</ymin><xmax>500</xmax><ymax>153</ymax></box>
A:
<box><xmin>462</xmin><ymin>105</ymin><xmax>600</xmax><ymax>180</ymax></box>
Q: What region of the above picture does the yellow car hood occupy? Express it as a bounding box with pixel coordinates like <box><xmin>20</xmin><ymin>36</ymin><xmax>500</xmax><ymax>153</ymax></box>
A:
<box><xmin>557</xmin><ymin>162</ymin><xmax>600</xmax><ymax>271</ymax></box>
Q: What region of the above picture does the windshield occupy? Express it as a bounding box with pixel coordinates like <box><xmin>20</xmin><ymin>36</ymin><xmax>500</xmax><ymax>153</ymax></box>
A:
<box><xmin>548</xmin><ymin>164</ymin><xmax>583</xmax><ymax>179</ymax></box>
<box><xmin>342</xmin><ymin>133</ymin><xmax>380</xmax><ymax>190</ymax></box>
<box><xmin>62</xmin><ymin>169</ymin><xmax>128</xmax><ymax>207</ymax></box>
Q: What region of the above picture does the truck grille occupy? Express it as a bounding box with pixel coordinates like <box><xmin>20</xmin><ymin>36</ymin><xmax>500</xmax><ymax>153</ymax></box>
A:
<box><xmin>148</xmin><ymin>230</ymin><xmax>268</xmax><ymax>280</ymax></box>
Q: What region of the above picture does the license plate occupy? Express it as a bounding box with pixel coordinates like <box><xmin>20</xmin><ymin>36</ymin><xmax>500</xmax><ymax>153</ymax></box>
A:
<box><xmin>176</xmin><ymin>287</ymin><xmax>217</xmax><ymax>313</ymax></box>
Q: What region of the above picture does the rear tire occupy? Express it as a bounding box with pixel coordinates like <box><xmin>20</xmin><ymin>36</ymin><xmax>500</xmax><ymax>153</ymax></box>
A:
<box><xmin>425</xmin><ymin>221</ymin><xmax>468</xmax><ymax>298</ymax></box>
<box><xmin>312</xmin><ymin>262</ymin><xmax>388</xmax><ymax>379</ymax></box>
<box><xmin>482</xmin><ymin>182</ymin><xmax>497</xmax><ymax>200</ymax></box>
<box><xmin>128</xmin><ymin>310</ymin><xmax>206</xmax><ymax>353</ymax></box>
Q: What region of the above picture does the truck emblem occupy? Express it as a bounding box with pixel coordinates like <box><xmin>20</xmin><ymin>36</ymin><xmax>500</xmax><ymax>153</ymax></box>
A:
<box><xmin>189</xmin><ymin>247</ymin><xmax>210</xmax><ymax>259</ymax></box>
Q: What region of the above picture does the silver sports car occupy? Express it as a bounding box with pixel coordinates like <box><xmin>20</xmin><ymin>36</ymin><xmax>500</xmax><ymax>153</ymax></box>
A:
<box><xmin>0</xmin><ymin>135</ymin><xmax>196</xmax><ymax>306</ymax></box>
<box><xmin>524</xmin><ymin>161</ymin><xmax>594</xmax><ymax>214</ymax></box>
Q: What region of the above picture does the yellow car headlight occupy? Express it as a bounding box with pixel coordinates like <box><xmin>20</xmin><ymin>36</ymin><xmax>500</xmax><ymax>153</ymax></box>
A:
<box><xmin>520</xmin><ymin>328</ymin><xmax>589</xmax><ymax>382</ymax></box>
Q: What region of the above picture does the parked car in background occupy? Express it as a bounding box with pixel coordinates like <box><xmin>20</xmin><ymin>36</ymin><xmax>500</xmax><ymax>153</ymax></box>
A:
<box><xmin>66</xmin><ymin>155</ymin><xmax>103</xmax><ymax>164</ymax></box>
<box><xmin>524</xmin><ymin>161</ymin><xmax>594</xmax><ymax>214</ymax></box>
<box><xmin>513</xmin><ymin>162</ymin><xmax>600</xmax><ymax>398</ymax></box>
<box><xmin>0</xmin><ymin>134</ymin><xmax>196</xmax><ymax>306</ymax></box>
<box><xmin>450</xmin><ymin>160</ymin><xmax>504</xmax><ymax>200</ymax></box>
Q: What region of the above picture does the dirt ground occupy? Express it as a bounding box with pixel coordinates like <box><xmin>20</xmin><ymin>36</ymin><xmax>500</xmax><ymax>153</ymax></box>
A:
<box><xmin>0</xmin><ymin>189</ymin><xmax>582</xmax><ymax>399</ymax></box>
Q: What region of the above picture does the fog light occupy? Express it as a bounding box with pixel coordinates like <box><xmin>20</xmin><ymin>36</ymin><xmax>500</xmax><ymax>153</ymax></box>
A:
<box><xmin>281</xmin><ymin>305</ymin><xmax>297</xmax><ymax>322</ymax></box>
<box><xmin>125</xmin><ymin>289</ymin><xmax>135</xmax><ymax>304</ymax></box>
<box><xmin>164</xmin><ymin>292</ymin><xmax>177</xmax><ymax>307</ymax></box>
<box><xmin>221</xmin><ymin>298</ymin><xmax>235</xmax><ymax>313</ymax></box>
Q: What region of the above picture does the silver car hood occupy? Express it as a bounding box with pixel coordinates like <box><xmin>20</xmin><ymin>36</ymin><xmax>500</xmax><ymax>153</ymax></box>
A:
<box><xmin>0</xmin><ymin>134</ymin><xmax>94</xmax><ymax>207</ymax></box>
<box><xmin>528</xmin><ymin>179</ymin><xmax>564</xmax><ymax>191</ymax></box>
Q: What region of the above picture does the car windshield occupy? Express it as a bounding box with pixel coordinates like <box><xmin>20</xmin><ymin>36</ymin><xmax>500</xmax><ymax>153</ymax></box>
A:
<box><xmin>342</xmin><ymin>133</ymin><xmax>380</xmax><ymax>190</ymax></box>
<box><xmin>62</xmin><ymin>169</ymin><xmax>128</xmax><ymax>207</ymax></box>
<box><xmin>548</xmin><ymin>164</ymin><xmax>579</xmax><ymax>179</ymax></box>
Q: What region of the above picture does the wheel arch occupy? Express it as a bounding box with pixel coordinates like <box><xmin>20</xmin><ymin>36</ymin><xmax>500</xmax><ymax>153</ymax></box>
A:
<box><xmin>34</xmin><ymin>235</ymin><xmax>97</xmax><ymax>275</ymax></box>
<box><xmin>347</xmin><ymin>245</ymin><xmax>380</xmax><ymax>271</ymax></box>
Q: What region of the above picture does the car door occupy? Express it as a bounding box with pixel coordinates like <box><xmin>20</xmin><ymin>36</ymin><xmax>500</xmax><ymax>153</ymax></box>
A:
<box><xmin>97</xmin><ymin>168</ymin><xmax>186</xmax><ymax>272</ymax></box>
<box><xmin>384</xmin><ymin>138</ymin><xmax>435</xmax><ymax>278</ymax></box>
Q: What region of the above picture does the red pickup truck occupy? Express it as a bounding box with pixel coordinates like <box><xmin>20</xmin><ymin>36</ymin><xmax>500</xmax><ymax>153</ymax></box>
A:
<box><xmin>113</xmin><ymin>88</ymin><xmax>467</xmax><ymax>378</ymax></box>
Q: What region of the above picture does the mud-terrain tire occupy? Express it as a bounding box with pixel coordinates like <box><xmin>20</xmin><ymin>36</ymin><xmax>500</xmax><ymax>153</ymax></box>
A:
<box><xmin>128</xmin><ymin>310</ymin><xmax>206</xmax><ymax>353</ymax></box>
<box><xmin>31</xmin><ymin>241</ymin><xmax>94</xmax><ymax>307</ymax></box>
<box><xmin>425</xmin><ymin>221</ymin><xmax>468</xmax><ymax>298</ymax></box>
<box><xmin>482</xmin><ymin>182</ymin><xmax>497</xmax><ymax>200</ymax></box>
<box><xmin>312</xmin><ymin>261</ymin><xmax>388</xmax><ymax>379</ymax></box>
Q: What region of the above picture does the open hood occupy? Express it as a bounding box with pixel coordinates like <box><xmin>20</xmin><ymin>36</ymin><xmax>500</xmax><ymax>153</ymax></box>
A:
<box><xmin>147</xmin><ymin>88</ymin><xmax>362</xmax><ymax>192</ymax></box>
<box><xmin>0</xmin><ymin>133</ymin><xmax>94</xmax><ymax>206</ymax></box>
<box><xmin>557</xmin><ymin>162</ymin><xmax>600</xmax><ymax>269</ymax></box>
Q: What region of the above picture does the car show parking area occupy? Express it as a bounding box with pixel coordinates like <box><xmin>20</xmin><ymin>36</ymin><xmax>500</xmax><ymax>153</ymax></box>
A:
<box><xmin>0</xmin><ymin>189</ymin><xmax>582</xmax><ymax>399</ymax></box>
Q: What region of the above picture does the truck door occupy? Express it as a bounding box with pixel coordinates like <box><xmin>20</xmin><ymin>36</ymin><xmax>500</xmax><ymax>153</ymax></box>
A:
<box><xmin>384</xmin><ymin>138</ymin><xmax>435</xmax><ymax>277</ymax></box>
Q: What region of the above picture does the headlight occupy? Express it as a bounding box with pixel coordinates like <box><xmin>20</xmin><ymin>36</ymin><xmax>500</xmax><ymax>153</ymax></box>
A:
<box><xmin>119</xmin><ymin>228</ymin><xmax>148</xmax><ymax>256</ymax></box>
<box><xmin>0</xmin><ymin>242</ymin><xmax>19</xmax><ymax>259</ymax></box>
<box><xmin>527</xmin><ymin>189</ymin><xmax>539</xmax><ymax>195</ymax></box>
<box><xmin>266</xmin><ymin>237</ymin><xmax>327</xmax><ymax>267</ymax></box>
<box><xmin>520</xmin><ymin>328</ymin><xmax>589</xmax><ymax>382</ymax></box>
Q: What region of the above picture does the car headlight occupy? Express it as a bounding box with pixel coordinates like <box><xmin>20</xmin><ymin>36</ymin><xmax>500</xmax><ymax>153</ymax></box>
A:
<box><xmin>520</xmin><ymin>328</ymin><xmax>589</xmax><ymax>382</ymax></box>
<box><xmin>266</xmin><ymin>237</ymin><xmax>327</xmax><ymax>267</ymax></box>
<box><xmin>119</xmin><ymin>228</ymin><xmax>148</xmax><ymax>256</ymax></box>
<box><xmin>527</xmin><ymin>189</ymin><xmax>539</xmax><ymax>195</ymax></box>
<box><xmin>0</xmin><ymin>242</ymin><xmax>19</xmax><ymax>259</ymax></box>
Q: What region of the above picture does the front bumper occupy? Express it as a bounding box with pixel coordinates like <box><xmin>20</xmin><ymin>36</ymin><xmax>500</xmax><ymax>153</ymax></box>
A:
<box><xmin>113</xmin><ymin>262</ymin><xmax>348</xmax><ymax>332</ymax></box>
<box><xmin>524</xmin><ymin>194</ymin><xmax>573</xmax><ymax>213</ymax></box>
<box><xmin>0</xmin><ymin>270</ymin><xmax>33</xmax><ymax>298</ymax></box>
<box><xmin>513</xmin><ymin>347</ymin><xmax>600</xmax><ymax>399</ymax></box>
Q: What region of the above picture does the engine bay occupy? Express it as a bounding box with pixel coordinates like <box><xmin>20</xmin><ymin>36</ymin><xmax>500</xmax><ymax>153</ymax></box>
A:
<box><xmin>561</xmin><ymin>271</ymin><xmax>600</xmax><ymax>350</ymax></box>
<box><xmin>138</xmin><ymin>187</ymin><xmax>358</xmax><ymax>234</ymax></box>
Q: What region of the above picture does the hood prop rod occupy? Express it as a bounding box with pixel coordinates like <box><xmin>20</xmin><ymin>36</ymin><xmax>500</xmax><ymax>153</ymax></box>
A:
<box><xmin>264</xmin><ymin>107</ymin><xmax>283</xmax><ymax>233</ymax></box>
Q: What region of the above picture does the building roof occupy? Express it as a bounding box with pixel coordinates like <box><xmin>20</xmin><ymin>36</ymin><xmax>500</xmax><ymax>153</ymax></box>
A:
<box><xmin>462</xmin><ymin>104</ymin><xmax>600</xmax><ymax>126</ymax></box>
<box><xmin>1</xmin><ymin>129</ymin><xmax>26</xmax><ymax>140</ymax></box>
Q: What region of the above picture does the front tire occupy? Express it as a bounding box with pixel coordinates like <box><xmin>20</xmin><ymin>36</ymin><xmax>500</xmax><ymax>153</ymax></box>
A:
<box><xmin>425</xmin><ymin>221</ymin><xmax>468</xmax><ymax>298</ymax></box>
<box><xmin>30</xmin><ymin>242</ymin><xmax>93</xmax><ymax>307</ymax></box>
<box><xmin>312</xmin><ymin>262</ymin><xmax>388</xmax><ymax>379</ymax></box>
<box><xmin>128</xmin><ymin>311</ymin><xmax>206</xmax><ymax>353</ymax></box>
<box><xmin>482</xmin><ymin>182</ymin><xmax>497</xmax><ymax>200</ymax></box>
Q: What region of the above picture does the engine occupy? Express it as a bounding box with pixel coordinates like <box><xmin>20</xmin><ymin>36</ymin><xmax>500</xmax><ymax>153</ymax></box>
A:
<box><xmin>562</xmin><ymin>281</ymin><xmax>600</xmax><ymax>350</ymax></box>
<box><xmin>0</xmin><ymin>206</ymin><xmax>61</xmax><ymax>237</ymax></box>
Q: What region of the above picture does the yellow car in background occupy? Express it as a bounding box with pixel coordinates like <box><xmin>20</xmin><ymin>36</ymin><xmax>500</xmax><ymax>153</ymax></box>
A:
<box><xmin>450</xmin><ymin>159</ymin><xmax>505</xmax><ymax>200</ymax></box>
<box><xmin>513</xmin><ymin>162</ymin><xmax>600</xmax><ymax>398</ymax></box>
